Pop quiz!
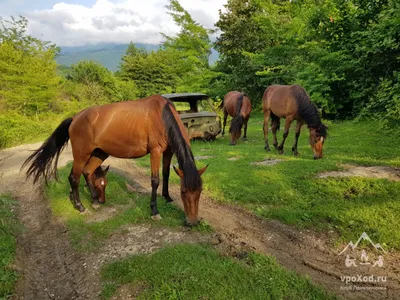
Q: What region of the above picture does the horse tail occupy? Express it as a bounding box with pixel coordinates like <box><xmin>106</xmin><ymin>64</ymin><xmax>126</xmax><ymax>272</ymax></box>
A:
<box><xmin>22</xmin><ymin>117</ymin><xmax>73</xmax><ymax>184</ymax></box>
<box><xmin>162</xmin><ymin>103</ymin><xmax>201</xmax><ymax>191</ymax></box>
<box><xmin>270</xmin><ymin>113</ymin><xmax>280</xmax><ymax>131</ymax></box>
<box><xmin>229</xmin><ymin>93</ymin><xmax>245</xmax><ymax>134</ymax></box>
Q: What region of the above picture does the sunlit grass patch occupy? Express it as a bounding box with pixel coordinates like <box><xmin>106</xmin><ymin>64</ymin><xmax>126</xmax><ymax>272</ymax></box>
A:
<box><xmin>180</xmin><ymin>114</ymin><xmax>400</xmax><ymax>249</ymax></box>
<box><xmin>100</xmin><ymin>243</ymin><xmax>336</xmax><ymax>300</ymax></box>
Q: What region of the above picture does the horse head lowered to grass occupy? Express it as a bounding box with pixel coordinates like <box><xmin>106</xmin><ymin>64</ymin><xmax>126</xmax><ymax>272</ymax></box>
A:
<box><xmin>262</xmin><ymin>84</ymin><xmax>328</xmax><ymax>159</ymax></box>
<box><xmin>22</xmin><ymin>95</ymin><xmax>208</xmax><ymax>226</ymax></box>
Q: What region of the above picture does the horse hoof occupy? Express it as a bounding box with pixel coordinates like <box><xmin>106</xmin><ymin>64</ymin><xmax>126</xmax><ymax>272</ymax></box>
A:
<box><xmin>151</xmin><ymin>214</ymin><xmax>163</xmax><ymax>221</ymax></box>
<box><xmin>79</xmin><ymin>209</ymin><xmax>88</xmax><ymax>215</ymax></box>
<box><xmin>229</xmin><ymin>143</ymin><xmax>236</xmax><ymax>146</ymax></box>
<box><xmin>264</xmin><ymin>146</ymin><xmax>271</xmax><ymax>151</ymax></box>
<box><xmin>278</xmin><ymin>149</ymin><xmax>284</xmax><ymax>155</ymax></box>
<box><xmin>165</xmin><ymin>196</ymin><xmax>174</xmax><ymax>203</ymax></box>
<box><xmin>242</xmin><ymin>137</ymin><xmax>248</xmax><ymax>141</ymax></box>
<box><xmin>91</xmin><ymin>203</ymin><xmax>101</xmax><ymax>210</ymax></box>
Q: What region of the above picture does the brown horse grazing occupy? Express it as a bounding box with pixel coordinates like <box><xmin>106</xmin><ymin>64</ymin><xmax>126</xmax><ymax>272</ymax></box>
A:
<box><xmin>221</xmin><ymin>91</ymin><xmax>252</xmax><ymax>145</ymax></box>
<box><xmin>262</xmin><ymin>85</ymin><xmax>327</xmax><ymax>159</ymax></box>
<box><xmin>22</xmin><ymin>95</ymin><xmax>208</xmax><ymax>226</ymax></box>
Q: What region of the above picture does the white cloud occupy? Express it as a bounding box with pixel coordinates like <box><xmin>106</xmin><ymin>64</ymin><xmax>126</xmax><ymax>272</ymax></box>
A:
<box><xmin>25</xmin><ymin>0</ymin><xmax>227</xmax><ymax>46</ymax></box>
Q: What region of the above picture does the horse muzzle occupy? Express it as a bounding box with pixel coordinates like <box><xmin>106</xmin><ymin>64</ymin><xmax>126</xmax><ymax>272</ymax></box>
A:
<box><xmin>184</xmin><ymin>218</ymin><xmax>200</xmax><ymax>227</ymax></box>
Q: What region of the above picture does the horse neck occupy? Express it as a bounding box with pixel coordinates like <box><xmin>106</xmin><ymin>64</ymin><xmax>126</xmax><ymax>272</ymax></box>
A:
<box><xmin>162</xmin><ymin>103</ymin><xmax>200</xmax><ymax>190</ymax></box>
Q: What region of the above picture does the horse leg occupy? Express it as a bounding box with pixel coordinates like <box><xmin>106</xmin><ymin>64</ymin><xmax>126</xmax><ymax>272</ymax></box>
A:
<box><xmin>150</xmin><ymin>149</ymin><xmax>162</xmax><ymax>220</ymax></box>
<box><xmin>292</xmin><ymin>120</ymin><xmax>304</xmax><ymax>156</ymax></box>
<box><xmin>82</xmin><ymin>154</ymin><xmax>108</xmax><ymax>207</ymax></box>
<box><xmin>263</xmin><ymin>110</ymin><xmax>271</xmax><ymax>151</ymax></box>
<box><xmin>272</xmin><ymin>117</ymin><xmax>280</xmax><ymax>150</ymax></box>
<box><xmin>222</xmin><ymin>109</ymin><xmax>228</xmax><ymax>137</ymax></box>
<box><xmin>162</xmin><ymin>149</ymin><xmax>174</xmax><ymax>203</ymax></box>
<box><xmin>68</xmin><ymin>159</ymin><xmax>87</xmax><ymax>213</ymax></box>
<box><xmin>242</xmin><ymin>116</ymin><xmax>249</xmax><ymax>141</ymax></box>
<box><xmin>277</xmin><ymin>116</ymin><xmax>294</xmax><ymax>154</ymax></box>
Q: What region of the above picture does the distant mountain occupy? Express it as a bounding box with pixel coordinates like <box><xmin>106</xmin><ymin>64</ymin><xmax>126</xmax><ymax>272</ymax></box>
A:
<box><xmin>56</xmin><ymin>43</ymin><xmax>160</xmax><ymax>71</ymax></box>
<box><xmin>56</xmin><ymin>43</ymin><xmax>220</xmax><ymax>71</ymax></box>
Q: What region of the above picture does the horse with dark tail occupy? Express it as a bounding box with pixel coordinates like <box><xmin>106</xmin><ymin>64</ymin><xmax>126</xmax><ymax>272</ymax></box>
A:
<box><xmin>221</xmin><ymin>91</ymin><xmax>252</xmax><ymax>145</ymax></box>
<box><xmin>262</xmin><ymin>84</ymin><xmax>328</xmax><ymax>159</ymax></box>
<box><xmin>23</xmin><ymin>95</ymin><xmax>208</xmax><ymax>226</ymax></box>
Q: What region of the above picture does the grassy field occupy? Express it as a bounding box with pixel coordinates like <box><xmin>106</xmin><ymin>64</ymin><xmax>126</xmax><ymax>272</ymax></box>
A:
<box><xmin>101</xmin><ymin>244</ymin><xmax>335</xmax><ymax>300</ymax></box>
<box><xmin>0</xmin><ymin>195</ymin><xmax>19</xmax><ymax>298</ymax></box>
<box><xmin>135</xmin><ymin>113</ymin><xmax>400</xmax><ymax>249</ymax></box>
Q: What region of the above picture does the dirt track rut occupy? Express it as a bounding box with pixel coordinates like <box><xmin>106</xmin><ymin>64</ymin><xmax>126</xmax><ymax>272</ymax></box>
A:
<box><xmin>1</xmin><ymin>142</ymin><xmax>399</xmax><ymax>299</ymax></box>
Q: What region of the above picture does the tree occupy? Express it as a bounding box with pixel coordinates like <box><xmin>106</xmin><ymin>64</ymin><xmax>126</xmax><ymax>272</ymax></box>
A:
<box><xmin>211</xmin><ymin>0</ymin><xmax>400</xmax><ymax>125</ymax></box>
<box><xmin>119</xmin><ymin>0</ymin><xmax>215</xmax><ymax>96</ymax></box>
<box><xmin>119</xmin><ymin>43</ymin><xmax>178</xmax><ymax>97</ymax></box>
<box><xmin>0</xmin><ymin>16</ymin><xmax>60</xmax><ymax>115</ymax></box>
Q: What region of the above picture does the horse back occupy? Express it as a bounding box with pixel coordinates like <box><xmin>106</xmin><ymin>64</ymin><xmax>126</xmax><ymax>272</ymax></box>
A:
<box><xmin>223</xmin><ymin>91</ymin><xmax>251</xmax><ymax>117</ymax></box>
<box><xmin>262</xmin><ymin>85</ymin><xmax>298</xmax><ymax>118</ymax></box>
<box><xmin>69</xmin><ymin>95</ymin><xmax>171</xmax><ymax>158</ymax></box>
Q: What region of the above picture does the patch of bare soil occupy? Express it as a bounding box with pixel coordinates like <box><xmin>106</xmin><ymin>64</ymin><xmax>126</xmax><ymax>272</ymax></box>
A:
<box><xmin>227</xmin><ymin>156</ymin><xmax>241</xmax><ymax>161</ymax></box>
<box><xmin>250</xmin><ymin>158</ymin><xmax>283</xmax><ymax>166</ymax></box>
<box><xmin>194</xmin><ymin>155</ymin><xmax>214</xmax><ymax>160</ymax></box>
<box><xmin>90</xmin><ymin>225</ymin><xmax>207</xmax><ymax>267</ymax></box>
<box><xmin>111</xmin><ymin>282</ymin><xmax>149</xmax><ymax>300</ymax></box>
<box><xmin>317</xmin><ymin>164</ymin><xmax>400</xmax><ymax>181</ymax></box>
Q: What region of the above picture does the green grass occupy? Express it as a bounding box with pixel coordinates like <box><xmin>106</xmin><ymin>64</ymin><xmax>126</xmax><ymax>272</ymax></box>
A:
<box><xmin>0</xmin><ymin>101</ymin><xmax>93</xmax><ymax>149</ymax></box>
<box><xmin>45</xmin><ymin>165</ymin><xmax>192</xmax><ymax>251</ymax></box>
<box><xmin>0</xmin><ymin>195</ymin><xmax>19</xmax><ymax>298</ymax></box>
<box><xmin>101</xmin><ymin>243</ymin><xmax>336</xmax><ymax>300</ymax></box>
<box><xmin>137</xmin><ymin>114</ymin><xmax>400</xmax><ymax>249</ymax></box>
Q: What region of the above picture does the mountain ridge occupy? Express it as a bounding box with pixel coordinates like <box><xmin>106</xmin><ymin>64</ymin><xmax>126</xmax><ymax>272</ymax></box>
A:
<box><xmin>56</xmin><ymin>43</ymin><xmax>219</xmax><ymax>71</ymax></box>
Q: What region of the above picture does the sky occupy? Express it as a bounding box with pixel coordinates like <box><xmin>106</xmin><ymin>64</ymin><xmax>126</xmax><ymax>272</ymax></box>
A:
<box><xmin>0</xmin><ymin>0</ymin><xmax>227</xmax><ymax>46</ymax></box>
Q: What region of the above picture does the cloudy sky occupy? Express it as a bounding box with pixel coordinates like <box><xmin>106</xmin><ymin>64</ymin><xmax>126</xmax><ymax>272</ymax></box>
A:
<box><xmin>0</xmin><ymin>0</ymin><xmax>227</xmax><ymax>46</ymax></box>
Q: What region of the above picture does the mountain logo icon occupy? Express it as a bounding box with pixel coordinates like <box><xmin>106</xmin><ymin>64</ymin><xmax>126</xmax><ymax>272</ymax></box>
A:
<box><xmin>339</xmin><ymin>232</ymin><xmax>386</xmax><ymax>255</ymax></box>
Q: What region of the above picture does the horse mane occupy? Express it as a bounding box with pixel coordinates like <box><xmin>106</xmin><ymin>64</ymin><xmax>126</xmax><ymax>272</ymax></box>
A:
<box><xmin>290</xmin><ymin>85</ymin><xmax>327</xmax><ymax>137</ymax></box>
<box><xmin>162</xmin><ymin>103</ymin><xmax>202</xmax><ymax>191</ymax></box>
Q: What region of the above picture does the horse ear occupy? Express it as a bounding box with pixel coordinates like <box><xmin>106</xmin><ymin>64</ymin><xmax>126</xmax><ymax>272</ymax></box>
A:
<box><xmin>198</xmin><ymin>164</ymin><xmax>209</xmax><ymax>176</ymax></box>
<box><xmin>173</xmin><ymin>166</ymin><xmax>184</xmax><ymax>178</ymax></box>
<box><xmin>104</xmin><ymin>165</ymin><xmax>110</xmax><ymax>175</ymax></box>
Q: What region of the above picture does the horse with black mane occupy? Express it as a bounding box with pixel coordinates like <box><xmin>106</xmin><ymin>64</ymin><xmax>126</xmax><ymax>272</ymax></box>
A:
<box><xmin>221</xmin><ymin>91</ymin><xmax>252</xmax><ymax>145</ymax></box>
<box><xmin>262</xmin><ymin>84</ymin><xmax>328</xmax><ymax>159</ymax></box>
<box><xmin>22</xmin><ymin>95</ymin><xmax>208</xmax><ymax>226</ymax></box>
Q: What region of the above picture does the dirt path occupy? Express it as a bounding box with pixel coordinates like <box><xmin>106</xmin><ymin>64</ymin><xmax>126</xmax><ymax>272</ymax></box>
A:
<box><xmin>1</xmin><ymin>143</ymin><xmax>95</xmax><ymax>299</ymax></box>
<box><xmin>1</xmin><ymin>143</ymin><xmax>400</xmax><ymax>299</ymax></box>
